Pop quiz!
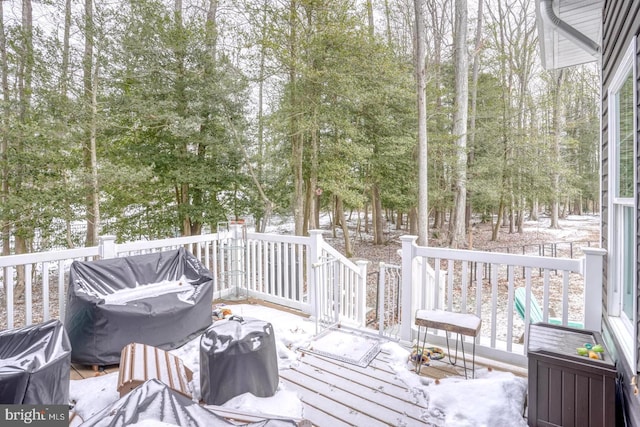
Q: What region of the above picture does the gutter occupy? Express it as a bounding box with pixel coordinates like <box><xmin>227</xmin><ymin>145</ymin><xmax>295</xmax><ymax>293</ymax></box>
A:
<box><xmin>539</xmin><ymin>0</ymin><xmax>600</xmax><ymax>57</ymax></box>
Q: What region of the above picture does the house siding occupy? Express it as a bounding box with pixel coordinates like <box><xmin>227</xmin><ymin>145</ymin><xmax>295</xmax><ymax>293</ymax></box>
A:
<box><xmin>601</xmin><ymin>0</ymin><xmax>640</xmax><ymax>425</ymax></box>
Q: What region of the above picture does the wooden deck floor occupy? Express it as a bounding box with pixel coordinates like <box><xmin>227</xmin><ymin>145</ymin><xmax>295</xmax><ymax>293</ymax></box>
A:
<box><xmin>279</xmin><ymin>345</ymin><xmax>525</xmax><ymax>427</ymax></box>
<box><xmin>71</xmin><ymin>346</ymin><xmax>525</xmax><ymax>427</ymax></box>
<box><xmin>280</xmin><ymin>348</ymin><xmax>429</xmax><ymax>426</ymax></box>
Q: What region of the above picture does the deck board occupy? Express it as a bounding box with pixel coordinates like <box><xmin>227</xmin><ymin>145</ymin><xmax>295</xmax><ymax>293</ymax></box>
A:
<box><xmin>280</xmin><ymin>350</ymin><xmax>430</xmax><ymax>426</ymax></box>
<box><xmin>296</xmin><ymin>352</ymin><xmax>427</xmax><ymax>410</ymax></box>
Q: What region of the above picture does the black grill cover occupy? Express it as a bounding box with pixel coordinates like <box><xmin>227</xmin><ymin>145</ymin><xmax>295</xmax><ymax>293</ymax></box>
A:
<box><xmin>64</xmin><ymin>247</ymin><xmax>213</xmax><ymax>365</ymax></box>
<box><xmin>80</xmin><ymin>379</ymin><xmax>299</xmax><ymax>427</ymax></box>
<box><xmin>0</xmin><ymin>319</ymin><xmax>71</xmax><ymax>404</ymax></box>
<box><xmin>200</xmin><ymin>316</ymin><xmax>278</xmax><ymax>405</ymax></box>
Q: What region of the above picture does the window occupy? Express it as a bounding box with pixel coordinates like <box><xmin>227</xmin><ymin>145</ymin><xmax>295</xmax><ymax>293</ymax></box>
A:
<box><xmin>608</xmin><ymin>36</ymin><xmax>638</xmax><ymax>369</ymax></box>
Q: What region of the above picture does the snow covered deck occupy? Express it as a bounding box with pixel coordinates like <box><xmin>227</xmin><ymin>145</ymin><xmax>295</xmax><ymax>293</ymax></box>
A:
<box><xmin>70</xmin><ymin>345</ymin><xmax>526</xmax><ymax>426</ymax></box>
<box><xmin>68</xmin><ymin>301</ymin><xmax>528</xmax><ymax>426</ymax></box>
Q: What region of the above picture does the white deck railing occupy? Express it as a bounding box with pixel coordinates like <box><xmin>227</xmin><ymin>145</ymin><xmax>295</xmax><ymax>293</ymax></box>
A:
<box><xmin>0</xmin><ymin>229</ymin><xmax>368</xmax><ymax>332</ymax></box>
<box><xmin>398</xmin><ymin>235</ymin><xmax>606</xmax><ymax>366</ymax></box>
<box><xmin>0</xmin><ymin>230</ymin><xmax>605</xmax><ymax>367</ymax></box>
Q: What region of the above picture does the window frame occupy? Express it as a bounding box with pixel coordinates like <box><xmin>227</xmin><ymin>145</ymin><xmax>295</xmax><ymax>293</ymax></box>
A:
<box><xmin>607</xmin><ymin>36</ymin><xmax>638</xmax><ymax>371</ymax></box>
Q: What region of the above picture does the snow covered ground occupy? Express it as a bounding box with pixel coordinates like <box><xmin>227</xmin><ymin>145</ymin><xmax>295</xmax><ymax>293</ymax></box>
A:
<box><xmin>70</xmin><ymin>303</ymin><xmax>528</xmax><ymax>426</ymax></box>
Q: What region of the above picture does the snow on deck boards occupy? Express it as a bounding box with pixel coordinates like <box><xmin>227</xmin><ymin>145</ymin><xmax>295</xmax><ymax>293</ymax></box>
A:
<box><xmin>280</xmin><ymin>350</ymin><xmax>429</xmax><ymax>426</ymax></box>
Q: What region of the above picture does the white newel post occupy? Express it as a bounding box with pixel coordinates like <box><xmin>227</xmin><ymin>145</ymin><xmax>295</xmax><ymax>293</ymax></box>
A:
<box><xmin>99</xmin><ymin>235</ymin><xmax>117</xmax><ymax>259</ymax></box>
<box><xmin>582</xmin><ymin>247</ymin><xmax>606</xmax><ymax>331</ymax></box>
<box><xmin>308</xmin><ymin>230</ymin><xmax>324</xmax><ymax>321</ymax></box>
<box><xmin>356</xmin><ymin>260</ymin><xmax>369</xmax><ymax>326</ymax></box>
<box><xmin>400</xmin><ymin>235</ymin><xmax>417</xmax><ymax>343</ymax></box>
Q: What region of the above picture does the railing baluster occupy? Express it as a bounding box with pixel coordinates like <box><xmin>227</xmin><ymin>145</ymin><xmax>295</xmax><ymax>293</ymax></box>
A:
<box><xmin>542</xmin><ymin>269</ymin><xmax>550</xmax><ymax>322</ymax></box>
<box><xmin>25</xmin><ymin>264</ymin><xmax>33</xmax><ymax>326</ymax></box>
<box><xmin>562</xmin><ymin>271</ymin><xmax>570</xmax><ymax>325</ymax></box>
<box><xmin>490</xmin><ymin>263</ymin><xmax>498</xmax><ymax>348</ymax></box>
<box><xmin>275</xmin><ymin>241</ymin><xmax>281</xmax><ymax>295</ymax></box>
<box><xmin>523</xmin><ymin>267</ymin><xmax>532</xmax><ymax>353</ymax></box>
<box><xmin>58</xmin><ymin>261</ymin><xmax>65</xmax><ymax>323</ymax></box>
<box><xmin>506</xmin><ymin>265</ymin><xmax>515</xmax><ymax>352</ymax></box>
<box><xmin>447</xmin><ymin>259</ymin><xmax>454</xmax><ymax>311</ymax></box>
<box><xmin>43</xmin><ymin>262</ymin><xmax>50</xmax><ymax>321</ymax></box>
<box><xmin>419</xmin><ymin>258</ymin><xmax>427</xmax><ymax>309</ymax></box>
<box><xmin>475</xmin><ymin>262</ymin><xmax>483</xmax><ymax>318</ymax></box>
<box><xmin>283</xmin><ymin>243</ymin><xmax>290</xmax><ymax>300</ymax></box>
<box><xmin>7</xmin><ymin>267</ymin><xmax>14</xmax><ymax>329</ymax></box>
<box><xmin>433</xmin><ymin>257</ymin><xmax>441</xmax><ymax>309</ymax></box>
<box><xmin>461</xmin><ymin>261</ymin><xmax>468</xmax><ymax>312</ymax></box>
<box><xmin>378</xmin><ymin>263</ymin><xmax>386</xmax><ymax>336</ymax></box>
<box><xmin>271</xmin><ymin>241</ymin><xmax>275</xmax><ymax>296</ymax></box>
<box><xmin>299</xmin><ymin>244</ymin><xmax>304</xmax><ymax>302</ymax></box>
<box><xmin>211</xmin><ymin>241</ymin><xmax>218</xmax><ymax>294</ymax></box>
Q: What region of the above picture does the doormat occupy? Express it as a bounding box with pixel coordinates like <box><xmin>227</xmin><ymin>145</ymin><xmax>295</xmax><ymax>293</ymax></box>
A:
<box><xmin>302</xmin><ymin>328</ymin><xmax>381</xmax><ymax>368</ymax></box>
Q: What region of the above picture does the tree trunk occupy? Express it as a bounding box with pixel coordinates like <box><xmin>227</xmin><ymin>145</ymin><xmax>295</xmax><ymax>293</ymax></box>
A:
<box><xmin>449</xmin><ymin>0</ymin><xmax>469</xmax><ymax>248</ymax></box>
<box><xmin>89</xmin><ymin>56</ymin><xmax>100</xmax><ymax>242</ymax></box>
<box><xmin>383</xmin><ymin>0</ymin><xmax>393</xmax><ymax>47</ymax></box>
<box><xmin>255</xmin><ymin>1</ymin><xmax>267</xmax><ymax>232</ymax></box>
<box><xmin>336</xmin><ymin>196</ymin><xmax>352</xmax><ymax>257</ymax></box>
<box><xmin>307</xmin><ymin>125</ymin><xmax>319</xmax><ymax>233</ymax></box>
<box><xmin>492</xmin><ymin>200</ymin><xmax>504</xmax><ymax>241</ymax></box>
<box><xmin>466</xmin><ymin>0</ymin><xmax>483</xmax><ymax>230</ymax></box>
<box><xmin>83</xmin><ymin>0</ymin><xmax>99</xmax><ymax>246</ymax></box>
<box><xmin>61</xmin><ymin>0</ymin><xmax>75</xmax><ymax>248</ymax></box>
<box><xmin>550</xmin><ymin>69</ymin><xmax>564</xmax><ymax>229</ymax></box>
<box><xmin>414</xmin><ymin>0</ymin><xmax>428</xmax><ymax>246</ymax></box>
<box><xmin>372</xmin><ymin>184</ymin><xmax>384</xmax><ymax>245</ymax></box>
<box><xmin>409</xmin><ymin>207</ymin><xmax>418</xmax><ymax>235</ymax></box>
<box><xmin>13</xmin><ymin>0</ymin><xmax>34</xmax><ymax>300</ymax></box>
<box><xmin>364</xmin><ymin>203</ymin><xmax>369</xmax><ymax>234</ymax></box>
<box><xmin>366</xmin><ymin>0</ymin><xmax>374</xmax><ymax>37</ymax></box>
<box><xmin>289</xmin><ymin>1</ymin><xmax>304</xmax><ymax>236</ymax></box>
<box><xmin>206</xmin><ymin>0</ymin><xmax>218</xmax><ymax>60</ymax></box>
<box><xmin>0</xmin><ymin>0</ymin><xmax>10</xmax><ymax>259</ymax></box>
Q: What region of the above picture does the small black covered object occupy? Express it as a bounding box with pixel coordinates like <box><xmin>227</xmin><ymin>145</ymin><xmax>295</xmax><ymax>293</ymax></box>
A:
<box><xmin>80</xmin><ymin>379</ymin><xmax>298</xmax><ymax>427</ymax></box>
<box><xmin>0</xmin><ymin>319</ymin><xmax>71</xmax><ymax>404</ymax></box>
<box><xmin>64</xmin><ymin>247</ymin><xmax>213</xmax><ymax>365</ymax></box>
<box><xmin>200</xmin><ymin>316</ymin><xmax>278</xmax><ymax>405</ymax></box>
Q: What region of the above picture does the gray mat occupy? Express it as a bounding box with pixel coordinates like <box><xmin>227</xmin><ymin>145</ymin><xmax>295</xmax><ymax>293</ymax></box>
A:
<box><xmin>302</xmin><ymin>328</ymin><xmax>381</xmax><ymax>368</ymax></box>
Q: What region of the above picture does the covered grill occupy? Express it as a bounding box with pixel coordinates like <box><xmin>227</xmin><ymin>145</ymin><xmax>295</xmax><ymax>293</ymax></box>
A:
<box><xmin>200</xmin><ymin>316</ymin><xmax>278</xmax><ymax>405</ymax></box>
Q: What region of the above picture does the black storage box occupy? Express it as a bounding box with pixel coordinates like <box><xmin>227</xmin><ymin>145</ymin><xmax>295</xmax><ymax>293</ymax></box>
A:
<box><xmin>200</xmin><ymin>316</ymin><xmax>278</xmax><ymax>405</ymax></box>
<box><xmin>0</xmin><ymin>319</ymin><xmax>71</xmax><ymax>404</ymax></box>
<box><xmin>65</xmin><ymin>247</ymin><xmax>214</xmax><ymax>365</ymax></box>
<box><xmin>527</xmin><ymin>323</ymin><xmax>617</xmax><ymax>427</ymax></box>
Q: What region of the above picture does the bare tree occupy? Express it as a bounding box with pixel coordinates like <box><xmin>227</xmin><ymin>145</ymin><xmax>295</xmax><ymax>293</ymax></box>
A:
<box><xmin>83</xmin><ymin>0</ymin><xmax>100</xmax><ymax>246</ymax></box>
<box><xmin>449</xmin><ymin>0</ymin><xmax>469</xmax><ymax>248</ymax></box>
<box><xmin>0</xmin><ymin>0</ymin><xmax>10</xmax><ymax>259</ymax></box>
<box><xmin>414</xmin><ymin>0</ymin><xmax>428</xmax><ymax>246</ymax></box>
<box><xmin>0</xmin><ymin>0</ymin><xmax>9</xmax><ymax>313</ymax></box>
<box><xmin>465</xmin><ymin>0</ymin><xmax>483</xmax><ymax>232</ymax></box>
<box><xmin>550</xmin><ymin>69</ymin><xmax>564</xmax><ymax>229</ymax></box>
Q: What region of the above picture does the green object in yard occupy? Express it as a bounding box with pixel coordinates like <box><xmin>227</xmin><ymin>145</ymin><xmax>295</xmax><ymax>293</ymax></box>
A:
<box><xmin>514</xmin><ymin>287</ymin><xmax>584</xmax><ymax>329</ymax></box>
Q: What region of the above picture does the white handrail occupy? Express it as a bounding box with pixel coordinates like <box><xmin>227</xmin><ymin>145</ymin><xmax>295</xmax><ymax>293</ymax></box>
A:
<box><xmin>398</xmin><ymin>235</ymin><xmax>605</xmax><ymax>367</ymax></box>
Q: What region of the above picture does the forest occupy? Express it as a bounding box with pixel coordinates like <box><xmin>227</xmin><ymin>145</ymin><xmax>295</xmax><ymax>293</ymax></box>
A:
<box><xmin>0</xmin><ymin>0</ymin><xmax>599</xmax><ymax>257</ymax></box>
